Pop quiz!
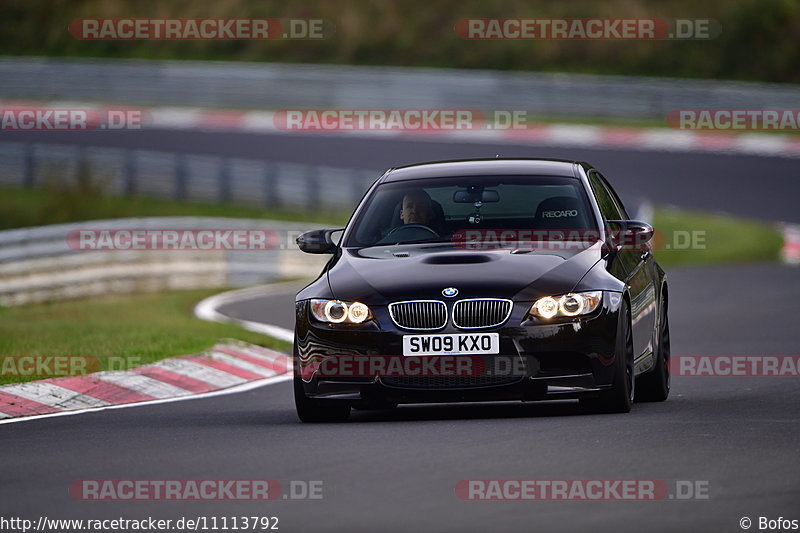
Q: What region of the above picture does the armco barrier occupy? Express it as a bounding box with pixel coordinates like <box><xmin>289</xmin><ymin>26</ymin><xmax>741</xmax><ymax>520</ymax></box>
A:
<box><xmin>0</xmin><ymin>142</ymin><xmax>378</xmax><ymax>211</ymax></box>
<box><xmin>1</xmin><ymin>57</ymin><xmax>799</xmax><ymax>119</ymax></box>
<box><xmin>0</xmin><ymin>217</ymin><xmax>328</xmax><ymax>306</ymax></box>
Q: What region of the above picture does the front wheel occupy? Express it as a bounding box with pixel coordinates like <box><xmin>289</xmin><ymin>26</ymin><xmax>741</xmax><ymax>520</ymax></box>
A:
<box><xmin>635</xmin><ymin>296</ymin><xmax>670</xmax><ymax>402</ymax></box>
<box><xmin>580</xmin><ymin>301</ymin><xmax>634</xmax><ymax>414</ymax></box>
<box><xmin>294</xmin><ymin>378</ymin><xmax>351</xmax><ymax>423</ymax></box>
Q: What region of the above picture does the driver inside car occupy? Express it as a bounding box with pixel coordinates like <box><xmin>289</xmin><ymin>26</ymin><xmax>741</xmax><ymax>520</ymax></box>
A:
<box><xmin>399</xmin><ymin>189</ymin><xmax>434</xmax><ymax>225</ymax></box>
<box><xmin>375</xmin><ymin>189</ymin><xmax>445</xmax><ymax>244</ymax></box>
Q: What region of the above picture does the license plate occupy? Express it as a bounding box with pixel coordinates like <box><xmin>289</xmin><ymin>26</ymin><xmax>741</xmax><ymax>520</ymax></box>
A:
<box><xmin>402</xmin><ymin>333</ymin><xmax>499</xmax><ymax>356</ymax></box>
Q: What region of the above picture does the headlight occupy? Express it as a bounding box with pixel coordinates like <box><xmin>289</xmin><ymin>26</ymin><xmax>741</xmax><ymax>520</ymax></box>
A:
<box><xmin>528</xmin><ymin>291</ymin><xmax>602</xmax><ymax>320</ymax></box>
<box><xmin>310</xmin><ymin>299</ymin><xmax>373</xmax><ymax>324</ymax></box>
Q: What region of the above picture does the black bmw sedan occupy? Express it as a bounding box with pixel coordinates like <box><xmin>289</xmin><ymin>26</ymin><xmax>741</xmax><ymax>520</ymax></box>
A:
<box><xmin>293</xmin><ymin>159</ymin><xmax>670</xmax><ymax>422</ymax></box>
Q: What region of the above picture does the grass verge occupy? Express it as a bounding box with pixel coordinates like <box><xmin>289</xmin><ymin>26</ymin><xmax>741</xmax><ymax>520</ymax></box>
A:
<box><xmin>652</xmin><ymin>207</ymin><xmax>783</xmax><ymax>267</ymax></box>
<box><xmin>0</xmin><ymin>288</ymin><xmax>292</xmax><ymax>386</ymax></box>
<box><xmin>0</xmin><ymin>186</ymin><xmax>350</xmax><ymax>231</ymax></box>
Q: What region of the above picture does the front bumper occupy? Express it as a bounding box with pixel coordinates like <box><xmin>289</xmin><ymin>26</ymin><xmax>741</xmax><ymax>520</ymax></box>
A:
<box><xmin>294</xmin><ymin>292</ymin><xmax>623</xmax><ymax>404</ymax></box>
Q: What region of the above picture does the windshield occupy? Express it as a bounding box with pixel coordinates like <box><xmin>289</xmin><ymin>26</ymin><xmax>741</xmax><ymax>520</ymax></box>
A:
<box><xmin>343</xmin><ymin>175</ymin><xmax>598</xmax><ymax>247</ymax></box>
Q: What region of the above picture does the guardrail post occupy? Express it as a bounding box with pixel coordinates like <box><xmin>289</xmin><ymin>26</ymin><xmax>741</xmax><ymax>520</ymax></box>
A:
<box><xmin>218</xmin><ymin>157</ymin><xmax>231</xmax><ymax>203</ymax></box>
<box><xmin>75</xmin><ymin>146</ymin><xmax>90</xmax><ymax>187</ymax></box>
<box><xmin>23</xmin><ymin>144</ymin><xmax>35</xmax><ymax>188</ymax></box>
<box><xmin>352</xmin><ymin>172</ymin><xmax>369</xmax><ymax>205</ymax></box>
<box><xmin>174</xmin><ymin>153</ymin><xmax>187</xmax><ymax>200</ymax></box>
<box><xmin>264</xmin><ymin>162</ymin><xmax>280</xmax><ymax>208</ymax></box>
<box><xmin>123</xmin><ymin>150</ymin><xmax>136</xmax><ymax>196</ymax></box>
<box><xmin>306</xmin><ymin>166</ymin><xmax>320</xmax><ymax>210</ymax></box>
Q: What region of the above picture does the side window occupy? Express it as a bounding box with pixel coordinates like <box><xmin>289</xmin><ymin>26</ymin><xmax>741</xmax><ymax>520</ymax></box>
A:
<box><xmin>598</xmin><ymin>173</ymin><xmax>630</xmax><ymax>219</ymax></box>
<box><xmin>588</xmin><ymin>171</ymin><xmax>622</xmax><ymax>221</ymax></box>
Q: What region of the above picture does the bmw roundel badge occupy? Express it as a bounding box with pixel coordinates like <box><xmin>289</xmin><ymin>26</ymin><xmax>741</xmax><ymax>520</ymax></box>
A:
<box><xmin>442</xmin><ymin>287</ymin><xmax>458</xmax><ymax>297</ymax></box>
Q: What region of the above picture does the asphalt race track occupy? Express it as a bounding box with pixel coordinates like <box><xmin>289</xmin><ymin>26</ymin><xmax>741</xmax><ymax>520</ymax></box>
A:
<box><xmin>3</xmin><ymin>128</ymin><xmax>800</xmax><ymax>223</ymax></box>
<box><xmin>3</xmin><ymin>263</ymin><xmax>799</xmax><ymax>532</ymax></box>
<box><xmin>2</xmin><ymin>132</ymin><xmax>799</xmax><ymax>532</ymax></box>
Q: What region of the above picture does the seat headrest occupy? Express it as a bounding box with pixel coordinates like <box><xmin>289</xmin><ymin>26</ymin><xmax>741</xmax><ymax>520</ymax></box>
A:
<box><xmin>534</xmin><ymin>196</ymin><xmax>586</xmax><ymax>229</ymax></box>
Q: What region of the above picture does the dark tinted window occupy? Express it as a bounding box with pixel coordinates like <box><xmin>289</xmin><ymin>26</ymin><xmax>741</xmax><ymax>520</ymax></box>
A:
<box><xmin>345</xmin><ymin>175</ymin><xmax>596</xmax><ymax>247</ymax></box>
<box><xmin>588</xmin><ymin>171</ymin><xmax>623</xmax><ymax>221</ymax></box>
<box><xmin>598</xmin><ymin>173</ymin><xmax>630</xmax><ymax>219</ymax></box>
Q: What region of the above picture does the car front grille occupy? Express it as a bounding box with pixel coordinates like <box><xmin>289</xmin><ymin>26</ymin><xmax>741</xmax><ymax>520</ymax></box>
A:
<box><xmin>388</xmin><ymin>300</ymin><xmax>447</xmax><ymax>330</ymax></box>
<box><xmin>452</xmin><ymin>298</ymin><xmax>513</xmax><ymax>329</ymax></box>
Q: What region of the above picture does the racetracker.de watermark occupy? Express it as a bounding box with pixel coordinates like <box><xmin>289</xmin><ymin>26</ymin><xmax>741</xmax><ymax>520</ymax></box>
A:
<box><xmin>451</xmin><ymin>229</ymin><xmax>706</xmax><ymax>252</ymax></box>
<box><xmin>455</xmin><ymin>479</ymin><xmax>710</xmax><ymax>500</ymax></box>
<box><xmin>274</xmin><ymin>109</ymin><xmax>487</xmax><ymax>131</ymax></box>
<box><xmin>0</xmin><ymin>107</ymin><xmax>143</xmax><ymax>131</ymax></box>
<box><xmin>66</xmin><ymin>229</ymin><xmax>300</xmax><ymax>251</ymax></box>
<box><xmin>68</xmin><ymin>480</ymin><xmax>323</xmax><ymax>501</ymax></box>
<box><xmin>667</xmin><ymin>109</ymin><xmax>800</xmax><ymax>131</ymax></box>
<box><xmin>68</xmin><ymin>18</ymin><xmax>334</xmax><ymax>40</ymax></box>
<box><xmin>0</xmin><ymin>355</ymin><xmax>145</xmax><ymax>377</ymax></box>
<box><xmin>455</xmin><ymin>18</ymin><xmax>720</xmax><ymax>40</ymax></box>
<box><xmin>296</xmin><ymin>354</ymin><xmax>527</xmax><ymax>381</ymax></box>
<box><xmin>0</xmin><ymin>356</ymin><xmax>100</xmax><ymax>378</ymax></box>
<box><xmin>671</xmin><ymin>355</ymin><xmax>800</xmax><ymax>377</ymax></box>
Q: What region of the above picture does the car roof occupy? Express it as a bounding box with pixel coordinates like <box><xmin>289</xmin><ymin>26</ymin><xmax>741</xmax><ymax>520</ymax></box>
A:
<box><xmin>381</xmin><ymin>158</ymin><xmax>588</xmax><ymax>182</ymax></box>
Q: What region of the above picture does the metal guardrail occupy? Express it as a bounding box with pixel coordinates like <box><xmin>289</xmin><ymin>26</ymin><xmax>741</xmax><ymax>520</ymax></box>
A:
<box><xmin>2</xmin><ymin>57</ymin><xmax>799</xmax><ymax>119</ymax></box>
<box><xmin>0</xmin><ymin>142</ymin><xmax>378</xmax><ymax>210</ymax></box>
<box><xmin>0</xmin><ymin>217</ymin><xmax>328</xmax><ymax>306</ymax></box>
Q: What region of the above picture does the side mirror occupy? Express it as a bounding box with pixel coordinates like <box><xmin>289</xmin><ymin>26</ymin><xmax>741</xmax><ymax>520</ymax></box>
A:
<box><xmin>296</xmin><ymin>228</ymin><xmax>343</xmax><ymax>254</ymax></box>
<box><xmin>607</xmin><ymin>220</ymin><xmax>654</xmax><ymax>250</ymax></box>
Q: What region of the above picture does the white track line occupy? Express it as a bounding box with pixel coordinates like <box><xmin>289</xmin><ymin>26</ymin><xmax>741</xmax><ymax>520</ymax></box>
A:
<box><xmin>193</xmin><ymin>282</ymin><xmax>300</xmax><ymax>343</ymax></box>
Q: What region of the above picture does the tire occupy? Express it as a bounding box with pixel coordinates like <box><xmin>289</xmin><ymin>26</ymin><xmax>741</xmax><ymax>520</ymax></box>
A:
<box><xmin>635</xmin><ymin>296</ymin><xmax>670</xmax><ymax>402</ymax></box>
<box><xmin>294</xmin><ymin>377</ymin><xmax>351</xmax><ymax>423</ymax></box>
<box><xmin>580</xmin><ymin>301</ymin><xmax>634</xmax><ymax>414</ymax></box>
